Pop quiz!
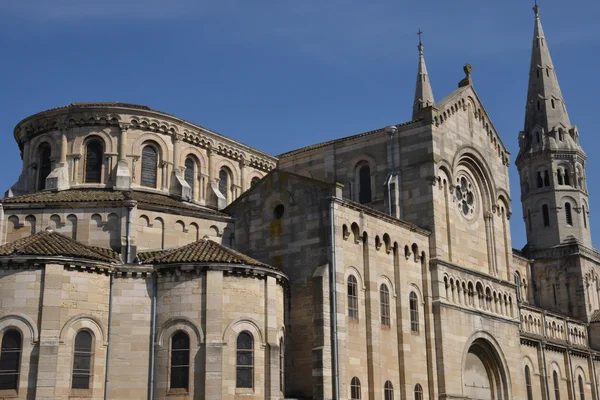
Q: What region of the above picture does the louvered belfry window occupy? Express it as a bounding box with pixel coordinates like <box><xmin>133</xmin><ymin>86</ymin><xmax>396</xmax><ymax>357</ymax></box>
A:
<box><xmin>0</xmin><ymin>330</ymin><xmax>21</xmax><ymax>390</ymax></box>
<box><xmin>72</xmin><ymin>330</ymin><xmax>93</xmax><ymax>389</ymax></box>
<box><xmin>184</xmin><ymin>158</ymin><xmax>195</xmax><ymax>194</ymax></box>
<box><xmin>85</xmin><ymin>140</ymin><xmax>103</xmax><ymax>183</ymax></box>
<box><xmin>141</xmin><ymin>145</ymin><xmax>158</xmax><ymax>188</ymax></box>
<box><xmin>38</xmin><ymin>144</ymin><xmax>52</xmax><ymax>190</ymax></box>
<box><xmin>236</xmin><ymin>331</ymin><xmax>254</xmax><ymax>388</ymax></box>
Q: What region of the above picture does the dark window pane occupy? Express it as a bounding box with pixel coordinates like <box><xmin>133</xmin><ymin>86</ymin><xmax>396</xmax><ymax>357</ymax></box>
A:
<box><xmin>39</xmin><ymin>145</ymin><xmax>52</xmax><ymax>190</ymax></box>
<box><xmin>141</xmin><ymin>146</ymin><xmax>158</xmax><ymax>187</ymax></box>
<box><xmin>236</xmin><ymin>367</ymin><xmax>252</xmax><ymax>388</ymax></box>
<box><xmin>170</xmin><ymin>366</ymin><xmax>189</xmax><ymax>389</ymax></box>
<box><xmin>72</xmin><ymin>331</ymin><xmax>92</xmax><ymax>389</ymax></box>
<box><xmin>359</xmin><ymin>165</ymin><xmax>371</xmax><ymax>204</ymax></box>
<box><xmin>219</xmin><ymin>169</ymin><xmax>229</xmax><ymax>201</ymax></box>
<box><xmin>74</xmin><ymin>331</ymin><xmax>92</xmax><ymax>352</ymax></box>
<box><xmin>0</xmin><ymin>330</ymin><xmax>21</xmax><ymax>391</ymax></box>
<box><xmin>85</xmin><ymin>141</ymin><xmax>103</xmax><ymax>183</ymax></box>
<box><xmin>237</xmin><ymin>332</ymin><xmax>253</xmax><ymax>350</ymax></box>
<box><xmin>184</xmin><ymin>158</ymin><xmax>195</xmax><ymax>193</ymax></box>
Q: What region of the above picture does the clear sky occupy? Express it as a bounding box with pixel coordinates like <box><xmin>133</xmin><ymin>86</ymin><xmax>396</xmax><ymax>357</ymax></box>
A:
<box><xmin>1</xmin><ymin>0</ymin><xmax>599</xmax><ymax>250</ymax></box>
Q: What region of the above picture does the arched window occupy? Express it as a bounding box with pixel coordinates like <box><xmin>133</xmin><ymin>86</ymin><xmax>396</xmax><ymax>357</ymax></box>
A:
<box><xmin>358</xmin><ymin>164</ymin><xmax>371</xmax><ymax>204</ymax></box>
<box><xmin>525</xmin><ymin>365</ymin><xmax>533</xmax><ymax>400</ymax></box>
<box><xmin>350</xmin><ymin>377</ymin><xmax>361</xmax><ymax>400</ymax></box>
<box><xmin>348</xmin><ymin>276</ymin><xmax>359</xmax><ymax>320</ymax></box>
<box><xmin>537</xmin><ymin>172</ymin><xmax>543</xmax><ymax>188</ymax></box>
<box><xmin>543</xmin><ymin>204</ymin><xmax>550</xmax><ymax>227</ymax></box>
<box><xmin>557</xmin><ymin>169</ymin><xmax>563</xmax><ymax>185</ymax></box>
<box><xmin>38</xmin><ymin>143</ymin><xmax>52</xmax><ymax>190</ymax></box>
<box><xmin>0</xmin><ymin>330</ymin><xmax>21</xmax><ymax>390</ymax></box>
<box><xmin>578</xmin><ymin>375</ymin><xmax>585</xmax><ymax>400</ymax></box>
<box><xmin>184</xmin><ymin>157</ymin><xmax>195</xmax><ymax>195</ymax></box>
<box><xmin>236</xmin><ymin>331</ymin><xmax>254</xmax><ymax>388</ymax></box>
<box><xmin>558</xmin><ymin>129</ymin><xmax>564</xmax><ymax>141</ymax></box>
<box><xmin>219</xmin><ymin>168</ymin><xmax>230</xmax><ymax>202</ymax></box>
<box><xmin>583</xmin><ymin>206</ymin><xmax>587</xmax><ymax>229</ymax></box>
<box><xmin>553</xmin><ymin>371</ymin><xmax>560</xmax><ymax>400</ymax></box>
<box><xmin>565</xmin><ymin>202</ymin><xmax>573</xmax><ymax>226</ymax></box>
<box><xmin>410</xmin><ymin>291</ymin><xmax>419</xmax><ymax>333</ymax></box>
<box><xmin>564</xmin><ymin>170</ymin><xmax>571</xmax><ymax>186</ymax></box>
<box><xmin>414</xmin><ymin>383</ymin><xmax>423</xmax><ymax>400</ymax></box>
<box><xmin>380</xmin><ymin>284</ymin><xmax>391</xmax><ymax>326</ymax></box>
<box><xmin>72</xmin><ymin>330</ymin><xmax>93</xmax><ymax>389</ymax></box>
<box><xmin>384</xmin><ymin>381</ymin><xmax>394</xmax><ymax>400</ymax></box>
<box><xmin>279</xmin><ymin>338</ymin><xmax>284</xmax><ymax>392</ymax></box>
<box><xmin>141</xmin><ymin>145</ymin><xmax>158</xmax><ymax>188</ymax></box>
<box><xmin>170</xmin><ymin>331</ymin><xmax>190</xmax><ymax>390</ymax></box>
<box><xmin>84</xmin><ymin>140</ymin><xmax>103</xmax><ymax>183</ymax></box>
<box><xmin>544</xmin><ymin>170</ymin><xmax>550</xmax><ymax>187</ymax></box>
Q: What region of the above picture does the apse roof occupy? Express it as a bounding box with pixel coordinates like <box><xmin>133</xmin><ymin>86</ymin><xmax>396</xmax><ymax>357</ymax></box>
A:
<box><xmin>137</xmin><ymin>238</ymin><xmax>275</xmax><ymax>269</ymax></box>
<box><xmin>0</xmin><ymin>230</ymin><xmax>121</xmax><ymax>263</ymax></box>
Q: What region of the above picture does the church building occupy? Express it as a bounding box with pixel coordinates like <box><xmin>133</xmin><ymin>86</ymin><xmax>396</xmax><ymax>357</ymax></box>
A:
<box><xmin>0</xmin><ymin>5</ymin><xmax>597</xmax><ymax>400</ymax></box>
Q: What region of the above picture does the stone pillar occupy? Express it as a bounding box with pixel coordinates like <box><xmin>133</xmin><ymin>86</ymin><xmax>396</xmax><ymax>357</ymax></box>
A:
<box><xmin>239</xmin><ymin>159</ymin><xmax>247</xmax><ymax>193</ymax></box>
<box><xmin>363</xmin><ymin>236</ymin><xmax>381</xmax><ymax>399</ymax></box>
<box><xmin>312</xmin><ymin>265</ymin><xmax>332</xmax><ymax>400</ymax></box>
<box><xmin>265</xmin><ymin>276</ymin><xmax>281</xmax><ymax>400</ymax></box>
<box><xmin>204</xmin><ymin>270</ymin><xmax>224</xmax><ymax>399</ymax></box>
<box><xmin>45</xmin><ymin>129</ymin><xmax>70</xmax><ymax>191</ymax></box>
<box><xmin>169</xmin><ymin>135</ymin><xmax>191</xmax><ymax>199</ymax></box>
<box><xmin>35</xmin><ymin>264</ymin><xmax>64</xmax><ymax>400</ymax></box>
<box><xmin>114</xmin><ymin>124</ymin><xmax>131</xmax><ymax>190</ymax></box>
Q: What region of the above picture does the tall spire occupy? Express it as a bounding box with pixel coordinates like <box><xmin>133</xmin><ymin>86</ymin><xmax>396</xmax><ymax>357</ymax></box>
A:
<box><xmin>412</xmin><ymin>29</ymin><xmax>435</xmax><ymax>120</ymax></box>
<box><xmin>523</xmin><ymin>4</ymin><xmax>571</xmax><ymax>134</ymax></box>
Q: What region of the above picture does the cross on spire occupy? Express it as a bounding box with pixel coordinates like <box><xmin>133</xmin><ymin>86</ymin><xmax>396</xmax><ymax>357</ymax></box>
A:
<box><xmin>417</xmin><ymin>28</ymin><xmax>423</xmax><ymax>45</ymax></box>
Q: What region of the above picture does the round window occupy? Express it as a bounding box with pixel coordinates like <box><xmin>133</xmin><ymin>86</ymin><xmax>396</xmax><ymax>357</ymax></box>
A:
<box><xmin>455</xmin><ymin>175</ymin><xmax>477</xmax><ymax>219</ymax></box>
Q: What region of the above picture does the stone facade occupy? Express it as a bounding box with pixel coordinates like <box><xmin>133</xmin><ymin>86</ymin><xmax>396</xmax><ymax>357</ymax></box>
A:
<box><xmin>0</xmin><ymin>4</ymin><xmax>598</xmax><ymax>400</ymax></box>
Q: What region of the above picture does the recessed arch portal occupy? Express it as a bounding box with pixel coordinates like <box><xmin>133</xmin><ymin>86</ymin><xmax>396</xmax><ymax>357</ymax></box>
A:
<box><xmin>463</xmin><ymin>337</ymin><xmax>509</xmax><ymax>400</ymax></box>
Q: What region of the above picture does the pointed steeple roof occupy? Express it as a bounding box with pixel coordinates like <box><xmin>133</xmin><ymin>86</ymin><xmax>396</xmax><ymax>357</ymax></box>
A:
<box><xmin>412</xmin><ymin>30</ymin><xmax>435</xmax><ymax>120</ymax></box>
<box><xmin>523</xmin><ymin>4</ymin><xmax>571</xmax><ymax>135</ymax></box>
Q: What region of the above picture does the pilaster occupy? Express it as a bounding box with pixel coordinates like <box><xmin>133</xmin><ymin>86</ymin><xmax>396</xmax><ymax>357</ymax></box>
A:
<box><xmin>204</xmin><ymin>270</ymin><xmax>223</xmax><ymax>399</ymax></box>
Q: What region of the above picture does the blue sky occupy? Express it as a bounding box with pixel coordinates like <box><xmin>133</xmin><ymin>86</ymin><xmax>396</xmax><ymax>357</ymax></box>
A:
<box><xmin>1</xmin><ymin>0</ymin><xmax>599</xmax><ymax>250</ymax></box>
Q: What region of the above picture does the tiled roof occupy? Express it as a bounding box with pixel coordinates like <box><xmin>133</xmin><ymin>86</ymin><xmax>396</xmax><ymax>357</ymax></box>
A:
<box><xmin>591</xmin><ymin>310</ymin><xmax>600</xmax><ymax>323</ymax></box>
<box><xmin>137</xmin><ymin>238</ymin><xmax>275</xmax><ymax>269</ymax></box>
<box><xmin>1</xmin><ymin>189</ymin><xmax>228</xmax><ymax>217</ymax></box>
<box><xmin>0</xmin><ymin>230</ymin><xmax>120</xmax><ymax>263</ymax></box>
<box><xmin>277</xmin><ymin>119</ymin><xmax>420</xmax><ymax>158</ymax></box>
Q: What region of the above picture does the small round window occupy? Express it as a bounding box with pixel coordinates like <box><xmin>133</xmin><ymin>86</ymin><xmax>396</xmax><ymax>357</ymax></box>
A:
<box><xmin>455</xmin><ymin>175</ymin><xmax>476</xmax><ymax>219</ymax></box>
<box><xmin>274</xmin><ymin>204</ymin><xmax>285</xmax><ymax>219</ymax></box>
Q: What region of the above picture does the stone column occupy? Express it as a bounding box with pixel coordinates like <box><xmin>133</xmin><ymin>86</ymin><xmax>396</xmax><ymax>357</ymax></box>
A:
<box><xmin>204</xmin><ymin>270</ymin><xmax>223</xmax><ymax>399</ymax></box>
<box><xmin>239</xmin><ymin>159</ymin><xmax>247</xmax><ymax>193</ymax></box>
<box><xmin>362</xmin><ymin>235</ymin><xmax>381</xmax><ymax>399</ymax></box>
<box><xmin>265</xmin><ymin>275</ymin><xmax>281</xmax><ymax>400</ymax></box>
<box><xmin>172</xmin><ymin>135</ymin><xmax>181</xmax><ymax>175</ymax></box>
<box><xmin>169</xmin><ymin>135</ymin><xmax>191</xmax><ymax>199</ymax></box>
<box><xmin>45</xmin><ymin>129</ymin><xmax>70</xmax><ymax>191</ymax></box>
<box><xmin>114</xmin><ymin>124</ymin><xmax>131</xmax><ymax>190</ymax></box>
<box><xmin>35</xmin><ymin>264</ymin><xmax>64</xmax><ymax>399</ymax></box>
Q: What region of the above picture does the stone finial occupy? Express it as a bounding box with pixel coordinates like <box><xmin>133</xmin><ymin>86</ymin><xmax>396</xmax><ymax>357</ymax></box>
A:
<box><xmin>458</xmin><ymin>64</ymin><xmax>473</xmax><ymax>88</ymax></box>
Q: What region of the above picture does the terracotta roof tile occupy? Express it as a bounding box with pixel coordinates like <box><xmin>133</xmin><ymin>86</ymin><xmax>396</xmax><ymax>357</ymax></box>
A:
<box><xmin>0</xmin><ymin>230</ymin><xmax>120</xmax><ymax>263</ymax></box>
<box><xmin>137</xmin><ymin>239</ymin><xmax>275</xmax><ymax>269</ymax></box>
<box><xmin>1</xmin><ymin>189</ymin><xmax>228</xmax><ymax>217</ymax></box>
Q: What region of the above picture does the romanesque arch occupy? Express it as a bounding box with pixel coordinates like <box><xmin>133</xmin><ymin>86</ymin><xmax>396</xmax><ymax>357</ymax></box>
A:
<box><xmin>462</xmin><ymin>333</ymin><xmax>510</xmax><ymax>400</ymax></box>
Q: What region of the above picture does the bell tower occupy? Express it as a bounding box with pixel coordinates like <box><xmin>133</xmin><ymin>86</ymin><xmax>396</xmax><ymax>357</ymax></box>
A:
<box><xmin>516</xmin><ymin>4</ymin><xmax>591</xmax><ymax>251</ymax></box>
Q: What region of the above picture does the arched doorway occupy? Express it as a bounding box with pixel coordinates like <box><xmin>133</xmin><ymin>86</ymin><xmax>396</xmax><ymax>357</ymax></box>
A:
<box><xmin>463</xmin><ymin>338</ymin><xmax>509</xmax><ymax>400</ymax></box>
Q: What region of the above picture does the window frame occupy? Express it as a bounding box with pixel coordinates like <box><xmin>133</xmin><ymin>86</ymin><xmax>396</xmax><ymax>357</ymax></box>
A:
<box><xmin>410</xmin><ymin>291</ymin><xmax>419</xmax><ymax>333</ymax></box>
<box><xmin>384</xmin><ymin>380</ymin><xmax>394</xmax><ymax>400</ymax></box>
<box><xmin>84</xmin><ymin>138</ymin><xmax>104</xmax><ymax>184</ymax></box>
<box><xmin>347</xmin><ymin>275</ymin><xmax>359</xmax><ymax>321</ymax></box>
<box><xmin>415</xmin><ymin>383</ymin><xmax>423</xmax><ymax>400</ymax></box>
<box><xmin>141</xmin><ymin>144</ymin><xmax>160</xmax><ymax>188</ymax></box>
<box><xmin>184</xmin><ymin>157</ymin><xmax>196</xmax><ymax>197</ymax></box>
<box><xmin>553</xmin><ymin>370</ymin><xmax>560</xmax><ymax>400</ymax></box>
<box><xmin>380</xmin><ymin>284</ymin><xmax>391</xmax><ymax>327</ymax></box>
<box><xmin>219</xmin><ymin>168</ymin><xmax>230</xmax><ymax>202</ymax></box>
<box><xmin>236</xmin><ymin>331</ymin><xmax>254</xmax><ymax>389</ymax></box>
<box><xmin>578</xmin><ymin>375</ymin><xmax>585</xmax><ymax>400</ymax></box>
<box><xmin>71</xmin><ymin>329</ymin><xmax>94</xmax><ymax>391</ymax></box>
<box><xmin>350</xmin><ymin>377</ymin><xmax>361</xmax><ymax>400</ymax></box>
<box><xmin>358</xmin><ymin>164</ymin><xmax>372</xmax><ymax>204</ymax></box>
<box><xmin>0</xmin><ymin>329</ymin><xmax>22</xmax><ymax>393</ymax></box>
<box><xmin>525</xmin><ymin>365</ymin><xmax>533</xmax><ymax>400</ymax></box>
<box><xmin>169</xmin><ymin>330</ymin><xmax>190</xmax><ymax>393</ymax></box>
<box><xmin>38</xmin><ymin>143</ymin><xmax>52</xmax><ymax>190</ymax></box>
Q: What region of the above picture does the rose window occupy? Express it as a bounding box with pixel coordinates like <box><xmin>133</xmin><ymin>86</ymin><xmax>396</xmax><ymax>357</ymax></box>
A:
<box><xmin>455</xmin><ymin>176</ymin><xmax>476</xmax><ymax>218</ymax></box>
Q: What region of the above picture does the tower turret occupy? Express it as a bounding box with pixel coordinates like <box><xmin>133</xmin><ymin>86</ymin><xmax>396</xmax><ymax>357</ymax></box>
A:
<box><xmin>412</xmin><ymin>30</ymin><xmax>435</xmax><ymax>120</ymax></box>
<box><xmin>517</xmin><ymin>5</ymin><xmax>591</xmax><ymax>250</ymax></box>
